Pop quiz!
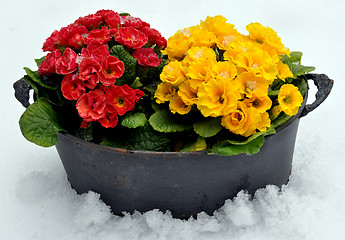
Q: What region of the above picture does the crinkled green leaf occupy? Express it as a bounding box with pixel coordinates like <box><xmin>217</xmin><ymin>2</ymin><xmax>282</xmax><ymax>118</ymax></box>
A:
<box><xmin>75</xmin><ymin>125</ymin><xmax>93</xmax><ymax>142</ymax></box>
<box><xmin>281</xmin><ymin>51</ymin><xmax>303</xmax><ymax>64</ymax></box>
<box><xmin>110</xmin><ymin>45</ymin><xmax>137</xmax><ymax>86</ymax></box>
<box><xmin>129</xmin><ymin>124</ymin><xmax>171</xmax><ymax>151</ymax></box>
<box><xmin>226</xmin><ymin>126</ymin><xmax>276</xmax><ymax>145</ymax></box>
<box><xmin>23</xmin><ymin>75</ymin><xmax>65</xmax><ymax>106</ymax></box>
<box><xmin>121</xmin><ymin>112</ymin><xmax>147</xmax><ymax>128</ymax></box>
<box><xmin>130</xmin><ymin>77</ymin><xmax>143</xmax><ymax>89</ymax></box>
<box><xmin>211</xmin><ymin>135</ymin><xmax>265</xmax><ymax>156</ymax></box>
<box><xmin>287</xmin><ymin>63</ymin><xmax>315</xmax><ymax>77</ymax></box>
<box><xmin>149</xmin><ymin>110</ymin><xmax>191</xmax><ymax>133</ymax></box>
<box><xmin>24</xmin><ymin>67</ymin><xmax>58</xmax><ymax>90</ymax></box>
<box><xmin>35</xmin><ymin>56</ymin><xmax>46</xmax><ymax>67</ymax></box>
<box><xmin>292</xmin><ymin>77</ymin><xmax>308</xmax><ymax>97</ymax></box>
<box><xmin>193</xmin><ymin>117</ymin><xmax>222</xmax><ymax>138</ymax></box>
<box><xmin>101</xmin><ymin>124</ymin><xmax>171</xmax><ymax>151</ymax></box>
<box><xmin>100</xmin><ymin>137</ymin><xmax>129</xmax><ymax>149</ymax></box>
<box><xmin>19</xmin><ymin>98</ymin><xmax>64</xmax><ymax>147</ymax></box>
<box><xmin>180</xmin><ymin>136</ymin><xmax>207</xmax><ymax>152</ymax></box>
<box><xmin>271</xmin><ymin>112</ymin><xmax>292</xmax><ymax>129</ymax></box>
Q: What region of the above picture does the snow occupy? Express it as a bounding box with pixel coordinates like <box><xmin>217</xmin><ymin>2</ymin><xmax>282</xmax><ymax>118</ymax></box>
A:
<box><xmin>1</xmin><ymin>0</ymin><xmax>345</xmax><ymax>239</ymax></box>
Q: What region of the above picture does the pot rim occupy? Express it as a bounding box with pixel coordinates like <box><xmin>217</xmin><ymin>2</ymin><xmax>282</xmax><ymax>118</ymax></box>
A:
<box><xmin>57</xmin><ymin>90</ymin><xmax>308</xmax><ymax>156</ymax></box>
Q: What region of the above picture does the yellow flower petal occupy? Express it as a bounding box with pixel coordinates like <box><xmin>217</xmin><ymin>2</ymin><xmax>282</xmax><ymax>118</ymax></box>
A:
<box><xmin>278</xmin><ymin>84</ymin><xmax>303</xmax><ymax>115</ymax></box>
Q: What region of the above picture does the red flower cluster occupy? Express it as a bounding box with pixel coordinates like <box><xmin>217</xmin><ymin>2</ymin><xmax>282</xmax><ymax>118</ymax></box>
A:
<box><xmin>38</xmin><ymin>10</ymin><xmax>166</xmax><ymax>128</ymax></box>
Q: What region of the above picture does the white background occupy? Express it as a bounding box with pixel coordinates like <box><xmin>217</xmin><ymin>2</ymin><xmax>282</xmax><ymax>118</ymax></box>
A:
<box><xmin>1</xmin><ymin>0</ymin><xmax>345</xmax><ymax>239</ymax></box>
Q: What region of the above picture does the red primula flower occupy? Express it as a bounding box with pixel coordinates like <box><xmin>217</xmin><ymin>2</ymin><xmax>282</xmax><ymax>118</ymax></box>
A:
<box><xmin>141</xmin><ymin>27</ymin><xmax>167</xmax><ymax>48</ymax></box>
<box><xmin>114</xmin><ymin>27</ymin><xmax>148</xmax><ymax>49</ymax></box>
<box><xmin>38</xmin><ymin>49</ymin><xmax>61</xmax><ymax>75</ymax></box>
<box><xmin>121</xmin><ymin>16</ymin><xmax>150</xmax><ymax>30</ymax></box>
<box><xmin>78</xmin><ymin>57</ymin><xmax>102</xmax><ymax>89</ymax></box>
<box><xmin>96</xmin><ymin>10</ymin><xmax>121</xmax><ymax>29</ymax></box>
<box><xmin>100</xmin><ymin>55</ymin><xmax>125</xmax><ymax>86</ymax></box>
<box><xmin>109</xmin><ymin>28</ymin><xmax>119</xmax><ymax>37</ymax></box>
<box><xmin>55</xmin><ymin>48</ymin><xmax>78</xmax><ymax>75</ymax></box>
<box><xmin>42</xmin><ymin>37</ymin><xmax>56</xmax><ymax>52</ymax></box>
<box><xmin>98</xmin><ymin>105</ymin><xmax>119</xmax><ymax>128</ymax></box>
<box><xmin>76</xmin><ymin>89</ymin><xmax>107</xmax><ymax>121</ymax></box>
<box><xmin>42</xmin><ymin>29</ymin><xmax>68</xmax><ymax>52</ymax></box>
<box><xmin>106</xmin><ymin>85</ymin><xmax>141</xmax><ymax>115</ymax></box>
<box><xmin>81</xmin><ymin>44</ymin><xmax>109</xmax><ymax>63</ymax></box>
<box><xmin>85</xmin><ymin>26</ymin><xmax>112</xmax><ymax>45</ymax></box>
<box><xmin>66</xmin><ymin>24</ymin><xmax>89</xmax><ymax>49</ymax></box>
<box><xmin>134</xmin><ymin>88</ymin><xmax>145</xmax><ymax>101</ymax></box>
<box><xmin>61</xmin><ymin>74</ymin><xmax>86</xmax><ymax>100</ymax></box>
<box><xmin>74</xmin><ymin>14</ymin><xmax>103</xmax><ymax>30</ymax></box>
<box><xmin>132</xmin><ymin>48</ymin><xmax>161</xmax><ymax>67</ymax></box>
<box><xmin>80</xmin><ymin>120</ymin><xmax>90</xmax><ymax>128</ymax></box>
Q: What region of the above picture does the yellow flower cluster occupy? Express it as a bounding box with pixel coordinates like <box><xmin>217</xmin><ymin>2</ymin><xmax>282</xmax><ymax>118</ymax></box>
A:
<box><xmin>156</xmin><ymin>15</ymin><xmax>303</xmax><ymax>137</ymax></box>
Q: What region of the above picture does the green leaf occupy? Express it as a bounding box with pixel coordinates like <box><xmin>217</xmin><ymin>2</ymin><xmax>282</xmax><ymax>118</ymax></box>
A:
<box><xmin>287</xmin><ymin>63</ymin><xmax>315</xmax><ymax>77</ymax></box>
<box><xmin>110</xmin><ymin>45</ymin><xmax>137</xmax><ymax>86</ymax></box>
<box><xmin>75</xmin><ymin>125</ymin><xmax>93</xmax><ymax>142</ymax></box>
<box><xmin>180</xmin><ymin>136</ymin><xmax>207</xmax><ymax>152</ymax></box>
<box><xmin>24</xmin><ymin>67</ymin><xmax>58</xmax><ymax>90</ymax></box>
<box><xmin>193</xmin><ymin>117</ymin><xmax>222</xmax><ymax>138</ymax></box>
<box><xmin>149</xmin><ymin>110</ymin><xmax>192</xmax><ymax>133</ymax></box>
<box><xmin>130</xmin><ymin>77</ymin><xmax>143</xmax><ymax>89</ymax></box>
<box><xmin>211</xmin><ymin>135</ymin><xmax>265</xmax><ymax>156</ymax></box>
<box><xmin>100</xmin><ymin>137</ymin><xmax>129</xmax><ymax>149</ymax></box>
<box><xmin>23</xmin><ymin>75</ymin><xmax>65</xmax><ymax>106</ymax></box>
<box><xmin>35</xmin><ymin>56</ymin><xmax>46</xmax><ymax>67</ymax></box>
<box><xmin>121</xmin><ymin>112</ymin><xmax>147</xmax><ymax>128</ymax></box>
<box><xmin>226</xmin><ymin>126</ymin><xmax>276</xmax><ymax>145</ymax></box>
<box><xmin>128</xmin><ymin>124</ymin><xmax>171</xmax><ymax>151</ymax></box>
<box><xmin>281</xmin><ymin>51</ymin><xmax>303</xmax><ymax>64</ymax></box>
<box><xmin>292</xmin><ymin>77</ymin><xmax>308</xmax><ymax>97</ymax></box>
<box><xmin>19</xmin><ymin>98</ymin><xmax>64</xmax><ymax>147</ymax></box>
<box><xmin>101</xmin><ymin>123</ymin><xmax>171</xmax><ymax>151</ymax></box>
<box><xmin>271</xmin><ymin>112</ymin><xmax>292</xmax><ymax>129</ymax></box>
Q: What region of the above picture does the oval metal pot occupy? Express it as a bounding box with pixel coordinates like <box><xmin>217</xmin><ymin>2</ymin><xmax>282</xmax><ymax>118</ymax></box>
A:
<box><xmin>15</xmin><ymin>73</ymin><xmax>332</xmax><ymax>219</ymax></box>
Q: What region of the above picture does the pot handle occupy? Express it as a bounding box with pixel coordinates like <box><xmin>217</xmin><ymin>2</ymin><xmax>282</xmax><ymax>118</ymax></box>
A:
<box><xmin>13</xmin><ymin>77</ymin><xmax>32</xmax><ymax>108</ymax></box>
<box><xmin>300</xmin><ymin>73</ymin><xmax>334</xmax><ymax>118</ymax></box>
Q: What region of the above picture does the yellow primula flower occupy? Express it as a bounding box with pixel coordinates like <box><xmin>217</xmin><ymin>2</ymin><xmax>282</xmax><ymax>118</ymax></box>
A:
<box><xmin>277</xmin><ymin>61</ymin><xmax>293</xmax><ymax>81</ymax></box>
<box><xmin>186</xmin><ymin>58</ymin><xmax>214</xmax><ymax>83</ymax></box>
<box><xmin>216</xmin><ymin>32</ymin><xmax>245</xmax><ymax>50</ymax></box>
<box><xmin>223</xmin><ymin>39</ymin><xmax>257</xmax><ymax>61</ymax></box>
<box><xmin>154</xmin><ymin>82</ymin><xmax>176</xmax><ymax>104</ymax></box>
<box><xmin>200</xmin><ymin>15</ymin><xmax>238</xmax><ymax>37</ymax></box>
<box><xmin>169</xmin><ymin>94</ymin><xmax>192</xmax><ymax>115</ymax></box>
<box><xmin>221</xmin><ymin>102</ymin><xmax>261</xmax><ymax>137</ymax></box>
<box><xmin>271</xmin><ymin>105</ymin><xmax>282</xmax><ymax>117</ymax></box>
<box><xmin>210</xmin><ymin>61</ymin><xmax>237</xmax><ymax>81</ymax></box>
<box><xmin>278</xmin><ymin>84</ymin><xmax>303</xmax><ymax>116</ymax></box>
<box><xmin>197</xmin><ymin>77</ymin><xmax>241</xmax><ymax>117</ymax></box>
<box><xmin>161</xmin><ymin>31</ymin><xmax>192</xmax><ymax>60</ymax></box>
<box><xmin>243</xmin><ymin>90</ymin><xmax>272</xmax><ymax>113</ymax></box>
<box><xmin>246</xmin><ymin>22</ymin><xmax>290</xmax><ymax>56</ymax></box>
<box><xmin>232</xmin><ymin>47</ymin><xmax>278</xmax><ymax>84</ymax></box>
<box><xmin>160</xmin><ymin>60</ymin><xmax>187</xmax><ymax>87</ymax></box>
<box><xmin>235</xmin><ymin>72</ymin><xmax>269</xmax><ymax>97</ymax></box>
<box><xmin>184</xmin><ymin>46</ymin><xmax>217</xmax><ymax>64</ymax></box>
<box><xmin>190</xmin><ymin>28</ymin><xmax>217</xmax><ymax>48</ymax></box>
<box><xmin>178</xmin><ymin>80</ymin><xmax>198</xmax><ymax>106</ymax></box>
<box><xmin>177</xmin><ymin>25</ymin><xmax>200</xmax><ymax>37</ymax></box>
<box><xmin>257</xmin><ymin>112</ymin><xmax>271</xmax><ymax>132</ymax></box>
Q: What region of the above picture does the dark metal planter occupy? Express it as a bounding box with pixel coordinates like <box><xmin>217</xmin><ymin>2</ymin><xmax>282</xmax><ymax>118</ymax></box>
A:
<box><xmin>14</xmin><ymin>73</ymin><xmax>334</xmax><ymax>219</ymax></box>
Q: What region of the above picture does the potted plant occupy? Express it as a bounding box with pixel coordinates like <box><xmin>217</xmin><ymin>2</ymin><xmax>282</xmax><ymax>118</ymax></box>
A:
<box><xmin>14</xmin><ymin>11</ymin><xmax>333</xmax><ymax>218</ymax></box>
